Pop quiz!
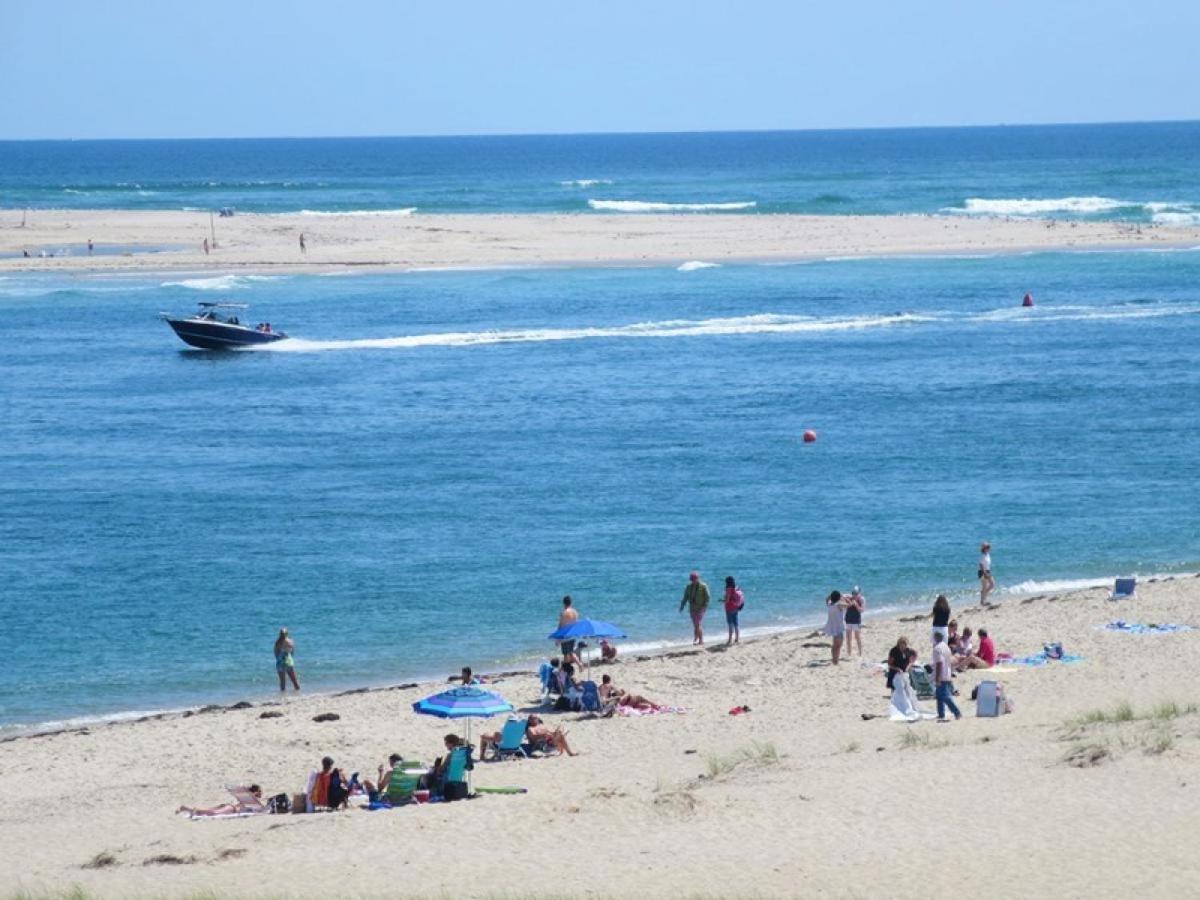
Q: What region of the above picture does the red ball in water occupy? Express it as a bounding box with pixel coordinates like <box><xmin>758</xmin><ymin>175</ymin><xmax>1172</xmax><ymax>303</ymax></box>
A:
<box><xmin>802</xmin><ymin>430</ymin><xmax>818</xmax><ymax>443</ymax></box>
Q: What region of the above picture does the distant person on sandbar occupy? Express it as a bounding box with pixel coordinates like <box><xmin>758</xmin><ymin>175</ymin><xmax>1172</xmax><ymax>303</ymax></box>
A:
<box><xmin>680</xmin><ymin>571</ymin><xmax>710</xmax><ymax>645</ymax></box>
<box><xmin>823</xmin><ymin>590</ymin><xmax>848</xmax><ymax>664</ymax></box>
<box><xmin>723</xmin><ymin>575</ymin><xmax>744</xmax><ymax>646</ymax></box>
<box><xmin>979</xmin><ymin>542</ymin><xmax>995</xmax><ymax>606</ymax></box>
<box><xmin>87</xmin><ymin>239</ymin><xmax>94</xmax><ymax>255</ymax></box>
<box><xmin>274</xmin><ymin>627</ymin><xmax>300</xmax><ymax>692</ymax></box>
<box><xmin>202</xmin><ymin>237</ymin><xmax>209</xmax><ymax>255</ymax></box>
<box><xmin>844</xmin><ymin>585</ymin><xmax>865</xmax><ymax>657</ymax></box>
<box><xmin>557</xmin><ymin>595</ymin><xmax>581</xmax><ymax>666</ymax></box>
<box><xmin>299</xmin><ymin>232</ymin><xmax>307</xmax><ymax>254</ymax></box>
<box><xmin>931</xmin><ymin>594</ymin><xmax>951</xmax><ymax>646</ymax></box>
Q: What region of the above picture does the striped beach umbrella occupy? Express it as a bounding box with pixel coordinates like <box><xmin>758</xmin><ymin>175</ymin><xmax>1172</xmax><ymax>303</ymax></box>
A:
<box><xmin>412</xmin><ymin>686</ymin><xmax>514</xmax><ymax>719</ymax></box>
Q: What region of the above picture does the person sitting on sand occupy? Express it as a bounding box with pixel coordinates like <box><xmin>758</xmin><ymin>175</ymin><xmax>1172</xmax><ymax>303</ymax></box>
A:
<box><xmin>525</xmin><ymin>714</ymin><xmax>577</xmax><ymax>756</ymax></box>
<box><xmin>599</xmin><ymin>638</ymin><xmax>618</xmax><ymax>662</ymax></box>
<box><xmin>886</xmin><ymin>637</ymin><xmax>910</xmax><ymax>689</ymax></box>
<box><xmin>958</xmin><ymin>627</ymin><xmax>996</xmax><ymax>670</ymax></box>
<box><xmin>460</xmin><ymin>666</ymin><xmax>481</xmax><ymax>685</ymax></box>
<box><xmin>177</xmin><ymin>784</ymin><xmax>266</xmax><ymax>817</ymax></box>
<box><xmin>956</xmin><ymin>627</ymin><xmax>974</xmax><ymax>658</ymax></box>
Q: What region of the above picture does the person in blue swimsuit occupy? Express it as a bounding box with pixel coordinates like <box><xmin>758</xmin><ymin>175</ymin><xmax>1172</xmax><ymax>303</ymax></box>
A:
<box><xmin>274</xmin><ymin>627</ymin><xmax>300</xmax><ymax>692</ymax></box>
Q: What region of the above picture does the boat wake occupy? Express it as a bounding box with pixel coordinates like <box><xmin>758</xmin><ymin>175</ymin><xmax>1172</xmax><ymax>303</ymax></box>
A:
<box><xmin>258</xmin><ymin>312</ymin><xmax>926</xmax><ymax>352</ymax></box>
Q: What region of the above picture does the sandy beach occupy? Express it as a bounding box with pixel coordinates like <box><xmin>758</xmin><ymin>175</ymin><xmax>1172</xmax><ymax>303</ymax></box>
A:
<box><xmin>2</xmin><ymin>577</ymin><xmax>1198</xmax><ymax>898</ymax></box>
<box><xmin>3</xmin><ymin>209</ymin><xmax>1199</xmax><ymax>275</ymax></box>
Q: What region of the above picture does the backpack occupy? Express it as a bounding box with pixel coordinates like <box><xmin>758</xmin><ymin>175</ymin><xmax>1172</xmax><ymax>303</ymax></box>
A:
<box><xmin>268</xmin><ymin>793</ymin><xmax>291</xmax><ymax>814</ymax></box>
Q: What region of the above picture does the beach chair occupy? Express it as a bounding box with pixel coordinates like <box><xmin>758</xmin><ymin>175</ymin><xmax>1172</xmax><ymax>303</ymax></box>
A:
<box><xmin>909</xmin><ymin>666</ymin><xmax>935</xmax><ymax>700</ymax></box>
<box><xmin>489</xmin><ymin>718</ymin><xmax>529</xmax><ymax>761</ymax></box>
<box><xmin>383</xmin><ymin>764</ymin><xmax>424</xmax><ymax>805</ymax></box>
<box><xmin>580</xmin><ymin>680</ymin><xmax>603</xmax><ymax>714</ymax></box>
<box><xmin>1110</xmin><ymin>577</ymin><xmax>1137</xmax><ymax>601</ymax></box>
<box><xmin>226</xmin><ymin>785</ymin><xmax>269</xmax><ymax>814</ymax></box>
<box><xmin>439</xmin><ymin>747</ymin><xmax>473</xmax><ymax>801</ymax></box>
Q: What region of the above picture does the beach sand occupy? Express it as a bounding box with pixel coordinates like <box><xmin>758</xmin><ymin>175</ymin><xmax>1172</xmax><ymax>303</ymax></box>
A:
<box><xmin>2</xmin><ymin>209</ymin><xmax>1199</xmax><ymax>275</ymax></box>
<box><xmin>2</xmin><ymin>577</ymin><xmax>1199</xmax><ymax>898</ymax></box>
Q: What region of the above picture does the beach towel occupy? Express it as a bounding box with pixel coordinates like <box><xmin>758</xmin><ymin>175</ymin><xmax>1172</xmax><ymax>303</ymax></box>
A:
<box><xmin>616</xmin><ymin>705</ymin><xmax>686</xmax><ymax>717</ymax></box>
<box><xmin>1101</xmin><ymin>620</ymin><xmax>1194</xmax><ymax>634</ymax></box>
<box><xmin>888</xmin><ymin>673</ymin><xmax>936</xmax><ymax>721</ymax></box>
<box><xmin>1005</xmin><ymin>649</ymin><xmax>1085</xmax><ymax>666</ymax></box>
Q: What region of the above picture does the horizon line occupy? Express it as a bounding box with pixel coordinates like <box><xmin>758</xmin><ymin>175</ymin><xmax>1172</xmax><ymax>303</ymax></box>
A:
<box><xmin>1</xmin><ymin>116</ymin><xmax>1197</xmax><ymax>144</ymax></box>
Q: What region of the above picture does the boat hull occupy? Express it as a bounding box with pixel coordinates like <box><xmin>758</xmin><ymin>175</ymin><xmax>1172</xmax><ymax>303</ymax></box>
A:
<box><xmin>166</xmin><ymin>318</ymin><xmax>287</xmax><ymax>350</ymax></box>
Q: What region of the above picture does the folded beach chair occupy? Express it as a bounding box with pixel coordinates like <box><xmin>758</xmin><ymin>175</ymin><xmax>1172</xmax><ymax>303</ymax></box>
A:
<box><xmin>975</xmin><ymin>681</ymin><xmax>1003</xmax><ymax>717</ymax></box>
<box><xmin>538</xmin><ymin>662</ymin><xmax>555</xmax><ymax>701</ymax></box>
<box><xmin>489</xmin><ymin>718</ymin><xmax>529</xmax><ymax>761</ymax></box>
<box><xmin>1110</xmin><ymin>577</ymin><xmax>1137</xmax><ymax>601</ymax></box>
<box><xmin>908</xmin><ymin>666</ymin><xmax>935</xmax><ymax>700</ymax></box>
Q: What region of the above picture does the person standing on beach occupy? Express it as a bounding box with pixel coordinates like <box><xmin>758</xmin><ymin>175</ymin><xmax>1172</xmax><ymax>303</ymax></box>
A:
<box><xmin>557</xmin><ymin>595</ymin><xmax>581</xmax><ymax>666</ymax></box>
<box><xmin>823</xmin><ymin>590</ymin><xmax>848</xmax><ymax>664</ymax></box>
<box><xmin>274</xmin><ymin>628</ymin><xmax>300</xmax><ymax>692</ymax></box>
<box><xmin>843</xmin><ymin>586</ymin><xmax>865</xmax><ymax>657</ymax></box>
<box><xmin>680</xmin><ymin>571</ymin><xmax>710</xmax><ymax>645</ymax></box>
<box><xmin>931</xmin><ymin>594</ymin><xmax>951</xmax><ymax>646</ymax></box>
<box><xmin>979</xmin><ymin>542</ymin><xmax>996</xmax><ymax>606</ymax></box>
<box><xmin>723</xmin><ymin>575</ymin><xmax>744</xmax><ymax>646</ymax></box>
<box><xmin>932</xmin><ymin>632</ymin><xmax>962</xmax><ymax>721</ymax></box>
<box><xmin>299</xmin><ymin>232</ymin><xmax>307</xmax><ymax>254</ymax></box>
<box><xmin>87</xmin><ymin>239</ymin><xmax>94</xmax><ymax>255</ymax></box>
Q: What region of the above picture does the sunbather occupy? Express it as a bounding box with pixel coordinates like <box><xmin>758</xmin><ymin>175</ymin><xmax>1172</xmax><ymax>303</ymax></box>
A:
<box><xmin>177</xmin><ymin>784</ymin><xmax>265</xmax><ymax>817</ymax></box>
<box><xmin>526</xmin><ymin>714</ymin><xmax>576</xmax><ymax>756</ymax></box>
<box><xmin>598</xmin><ymin>674</ymin><xmax>660</xmax><ymax>711</ymax></box>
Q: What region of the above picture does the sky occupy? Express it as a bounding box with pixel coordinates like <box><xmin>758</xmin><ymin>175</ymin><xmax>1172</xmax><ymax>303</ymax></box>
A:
<box><xmin>2</xmin><ymin>0</ymin><xmax>1197</xmax><ymax>140</ymax></box>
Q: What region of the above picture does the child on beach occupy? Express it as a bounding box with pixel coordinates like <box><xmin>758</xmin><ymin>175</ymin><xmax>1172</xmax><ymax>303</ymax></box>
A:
<box><xmin>723</xmin><ymin>575</ymin><xmax>744</xmax><ymax>646</ymax></box>
<box><xmin>274</xmin><ymin>628</ymin><xmax>300</xmax><ymax>692</ymax></box>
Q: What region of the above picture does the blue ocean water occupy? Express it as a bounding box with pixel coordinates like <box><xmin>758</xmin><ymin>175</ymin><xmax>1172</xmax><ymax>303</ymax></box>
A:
<box><xmin>2</xmin><ymin>247</ymin><xmax>1199</xmax><ymax>729</ymax></box>
<box><xmin>2</xmin><ymin>121</ymin><xmax>1200</xmax><ymax>221</ymax></box>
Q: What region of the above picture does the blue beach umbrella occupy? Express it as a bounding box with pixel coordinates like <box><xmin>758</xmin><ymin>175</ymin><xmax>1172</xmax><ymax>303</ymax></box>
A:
<box><xmin>549</xmin><ymin>619</ymin><xmax>628</xmax><ymax>672</ymax></box>
<box><xmin>412</xmin><ymin>686</ymin><xmax>514</xmax><ymax>789</ymax></box>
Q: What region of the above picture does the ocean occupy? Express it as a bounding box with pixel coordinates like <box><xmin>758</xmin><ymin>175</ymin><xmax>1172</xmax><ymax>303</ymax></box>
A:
<box><xmin>1</xmin><ymin>123</ymin><xmax>1199</xmax><ymax>731</ymax></box>
<box><xmin>2</xmin><ymin>121</ymin><xmax>1200</xmax><ymax>222</ymax></box>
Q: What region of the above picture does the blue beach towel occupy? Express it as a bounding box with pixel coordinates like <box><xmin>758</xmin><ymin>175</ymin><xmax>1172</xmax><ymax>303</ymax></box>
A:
<box><xmin>1101</xmin><ymin>620</ymin><xmax>1194</xmax><ymax>634</ymax></box>
<box><xmin>1005</xmin><ymin>649</ymin><xmax>1086</xmax><ymax>666</ymax></box>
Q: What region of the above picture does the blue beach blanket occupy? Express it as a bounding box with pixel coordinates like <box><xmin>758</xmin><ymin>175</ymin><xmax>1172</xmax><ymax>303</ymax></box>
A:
<box><xmin>1101</xmin><ymin>620</ymin><xmax>1194</xmax><ymax>634</ymax></box>
<box><xmin>1004</xmin><ymin>650</ymin><xmax>1086</xmax><ymax>666</ymax></box>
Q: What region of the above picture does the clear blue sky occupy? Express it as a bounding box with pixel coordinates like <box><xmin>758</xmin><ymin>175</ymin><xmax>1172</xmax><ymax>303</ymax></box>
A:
<box><xmin>2</xmin><ymin>0</ymin><xmax>1196</xmax><ymax>139</ymax></box>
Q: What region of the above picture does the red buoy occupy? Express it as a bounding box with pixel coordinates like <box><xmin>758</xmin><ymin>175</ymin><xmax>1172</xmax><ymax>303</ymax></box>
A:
<box><xmin>802</xmin><ymin>429</ymin><xmax>817</xmax><ymax>443</ymax></box>
<box><xmin>1022</xmin><ymin>293</ymin><xmax>1034</xmax><ymax>307</ymax></box>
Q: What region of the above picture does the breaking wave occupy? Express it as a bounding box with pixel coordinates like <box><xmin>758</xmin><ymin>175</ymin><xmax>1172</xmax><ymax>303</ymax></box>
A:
<box><xmin>947</xmin><ymin>196</ymin><xmax>1200</xmax><ymax>223</ymax></box>
<box><xmin>160</xmin><ymin>274</ymin><xmax>285</xmax><ymax>291</ymax></box>
<box><xmin>560</xmin><ymin>179</ymin><xmax>613</xmax><ymax>188</ymax></box>
<box><xmin>297</xmin><ymin>208</ymin><xmax>417</xmax><ymax>216</ymax></box>
<box><xmin>677</xmin><ymin>260</ymin><xmax>721</xmax><ymax>272</ymax></box>
<box><xmin>588</xmin><ymin>199</ymin><xmax>757</xmax><ymax>212</ymax></box>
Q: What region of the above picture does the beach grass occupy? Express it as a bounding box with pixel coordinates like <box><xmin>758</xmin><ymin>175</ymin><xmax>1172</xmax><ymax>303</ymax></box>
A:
<box><xmin>898</xmin><ymin>729</ymin><xmax>949</xmax><ymax>750</ymax></box>
<box><xmin>703</xmin><ymin>741</ymin><xmax>781</xmax><ymax>778</ymax></box>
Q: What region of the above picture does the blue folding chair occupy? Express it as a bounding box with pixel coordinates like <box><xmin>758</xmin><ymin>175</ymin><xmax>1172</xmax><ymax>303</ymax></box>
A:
<box><xmin>1110</xmin><ymin>577</ymin><xmax>1137</xmax><ymax>600</ymax></box>
<box><xmin>489</xmin><ymin>718</ymin><xmax>529</xmax><ymax>761</ymax></box>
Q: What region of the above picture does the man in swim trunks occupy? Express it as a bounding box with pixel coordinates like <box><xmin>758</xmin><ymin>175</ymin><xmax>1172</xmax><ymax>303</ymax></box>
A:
<box><xmin>557</xmin><ymin>595</ymin><xmax>581</xmax><ymax>666</ymax></box>
<box><xmin>680</xmin><ymin>571</ymin><xmax>710</xmax><ymax>646</ymax></box>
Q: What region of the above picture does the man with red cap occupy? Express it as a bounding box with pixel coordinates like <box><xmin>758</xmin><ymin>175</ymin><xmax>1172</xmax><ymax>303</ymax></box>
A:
<box><xmin>680</xmin><ymin>571</ymin><xmax>711</xmax><ymax>646</ymax></box>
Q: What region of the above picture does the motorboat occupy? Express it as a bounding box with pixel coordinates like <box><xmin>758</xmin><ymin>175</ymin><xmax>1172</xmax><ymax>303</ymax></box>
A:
<box><xmin>162</xmin><ymin>302</ymin><xmax>288</xmax><ymax>350</ymax></box>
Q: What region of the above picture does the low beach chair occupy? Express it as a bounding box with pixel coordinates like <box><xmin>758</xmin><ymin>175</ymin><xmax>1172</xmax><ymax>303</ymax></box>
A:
<box><xmin>908</xmin><ymin>666</ymin><xmax>935</xmax><ymax>700</ymax></box>
<box><xmin>384</xmin><ymin>764</ymin><xmax>424</xmax><ymax>805</ymax></box>
<box><xmin>225</xmin><ymin>785</ymin><xmax>269</xmax><ymax>814</ymax></box>
<box><xmin>489</xmin><ymin>718</ymin><xmax>529</xmax><ymax>761</ymax></box>
<box><xmin>439</xmin><ymin>746</ymin><xmax>473</xmax><ymax>801</ymax></box>
<box><xmin>1110</xmin><ymin>577</ymin><xmax>1137</xmax><ymax>601</ymax></box>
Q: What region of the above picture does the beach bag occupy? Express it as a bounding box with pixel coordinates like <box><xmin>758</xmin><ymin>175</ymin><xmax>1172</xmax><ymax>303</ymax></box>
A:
<box><xmin>976</xmin><ymin>680</ymin><xmax>1005</xmax><ymax>717</ymax></box>
<box><xmin>290</xmin><ymin>792</ymin><xmax>308</xmax><ymax>813</ymax></box>
<box><xmin>1043</xmin><ymin>642</ymin><xmax>1064</xmax><ymax>660</ymax></box>
<box><xmin>268</xmin><ymin>793</ymin><xmax>291</xmax><ymax>814</ymax></box>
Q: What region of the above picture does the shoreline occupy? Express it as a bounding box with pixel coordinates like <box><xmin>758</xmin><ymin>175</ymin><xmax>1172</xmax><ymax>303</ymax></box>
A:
<box><xmin>4</xmin><ymin>569</ymin><xmax>1187</xmax><ymax>744</ymax></box>
<box><xmin>4</xmin><ymin>573</ymin><xmax>1200</xmax><ymax>897</ymax></box>
<box><xmin>3</xmin><ymin>210</ymin><xmax>1199</xmax><ymax>276</ymax></box>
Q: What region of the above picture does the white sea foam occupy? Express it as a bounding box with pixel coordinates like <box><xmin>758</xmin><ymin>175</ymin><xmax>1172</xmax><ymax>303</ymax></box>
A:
<box><xmin>1151</xmin><ymin>211</ymin><xmax>1200</xmax><ymax>226</ymax></box>
<box><xmin>297</xmin><ymin>207</ymin><xmax>417</xmax><ymax>216</ymax></box>
<box><xmin>677</xmin><ymin>260</ymin><xmax>721</xmax><ymax>272</ymax></box>
<box><xmin>1003</xmin><ymin>571</ymin><xmax>1196</xmax><ymax>596</ymax></box>
<box><xmin>948</xmin><ymin>196</ymin><xmax>1200</xmax><ymax>220</ymax></box>
<box><xmin>560</xmin><ymin>179</ymin><xmax>613</xmax><ymax>188</ymax></box>
<box><xmin>588</xmin><ymin>199</ymin><xmax>756</xmax><ymax>212</ymax></box>
<box><xmin>160</xmin><ymin>274</ymin><xmax>284</xmax><ymax>291</ymax></box>
<box><xmin>257</xmin><ymin>312</ymin><xmax>926</xmax><ymax>353</ymax></box>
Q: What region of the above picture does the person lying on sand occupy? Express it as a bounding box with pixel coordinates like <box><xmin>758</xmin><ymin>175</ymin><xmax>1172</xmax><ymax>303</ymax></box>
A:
<box><xmin>177</xmin><ymin>784</ymin><xmax>265</xmax><ymax>817</ymax></box>
<box><xmin>598</xmin><ymin>674</ymin><xmax>660</xmax><ymax>711</ymax></box>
